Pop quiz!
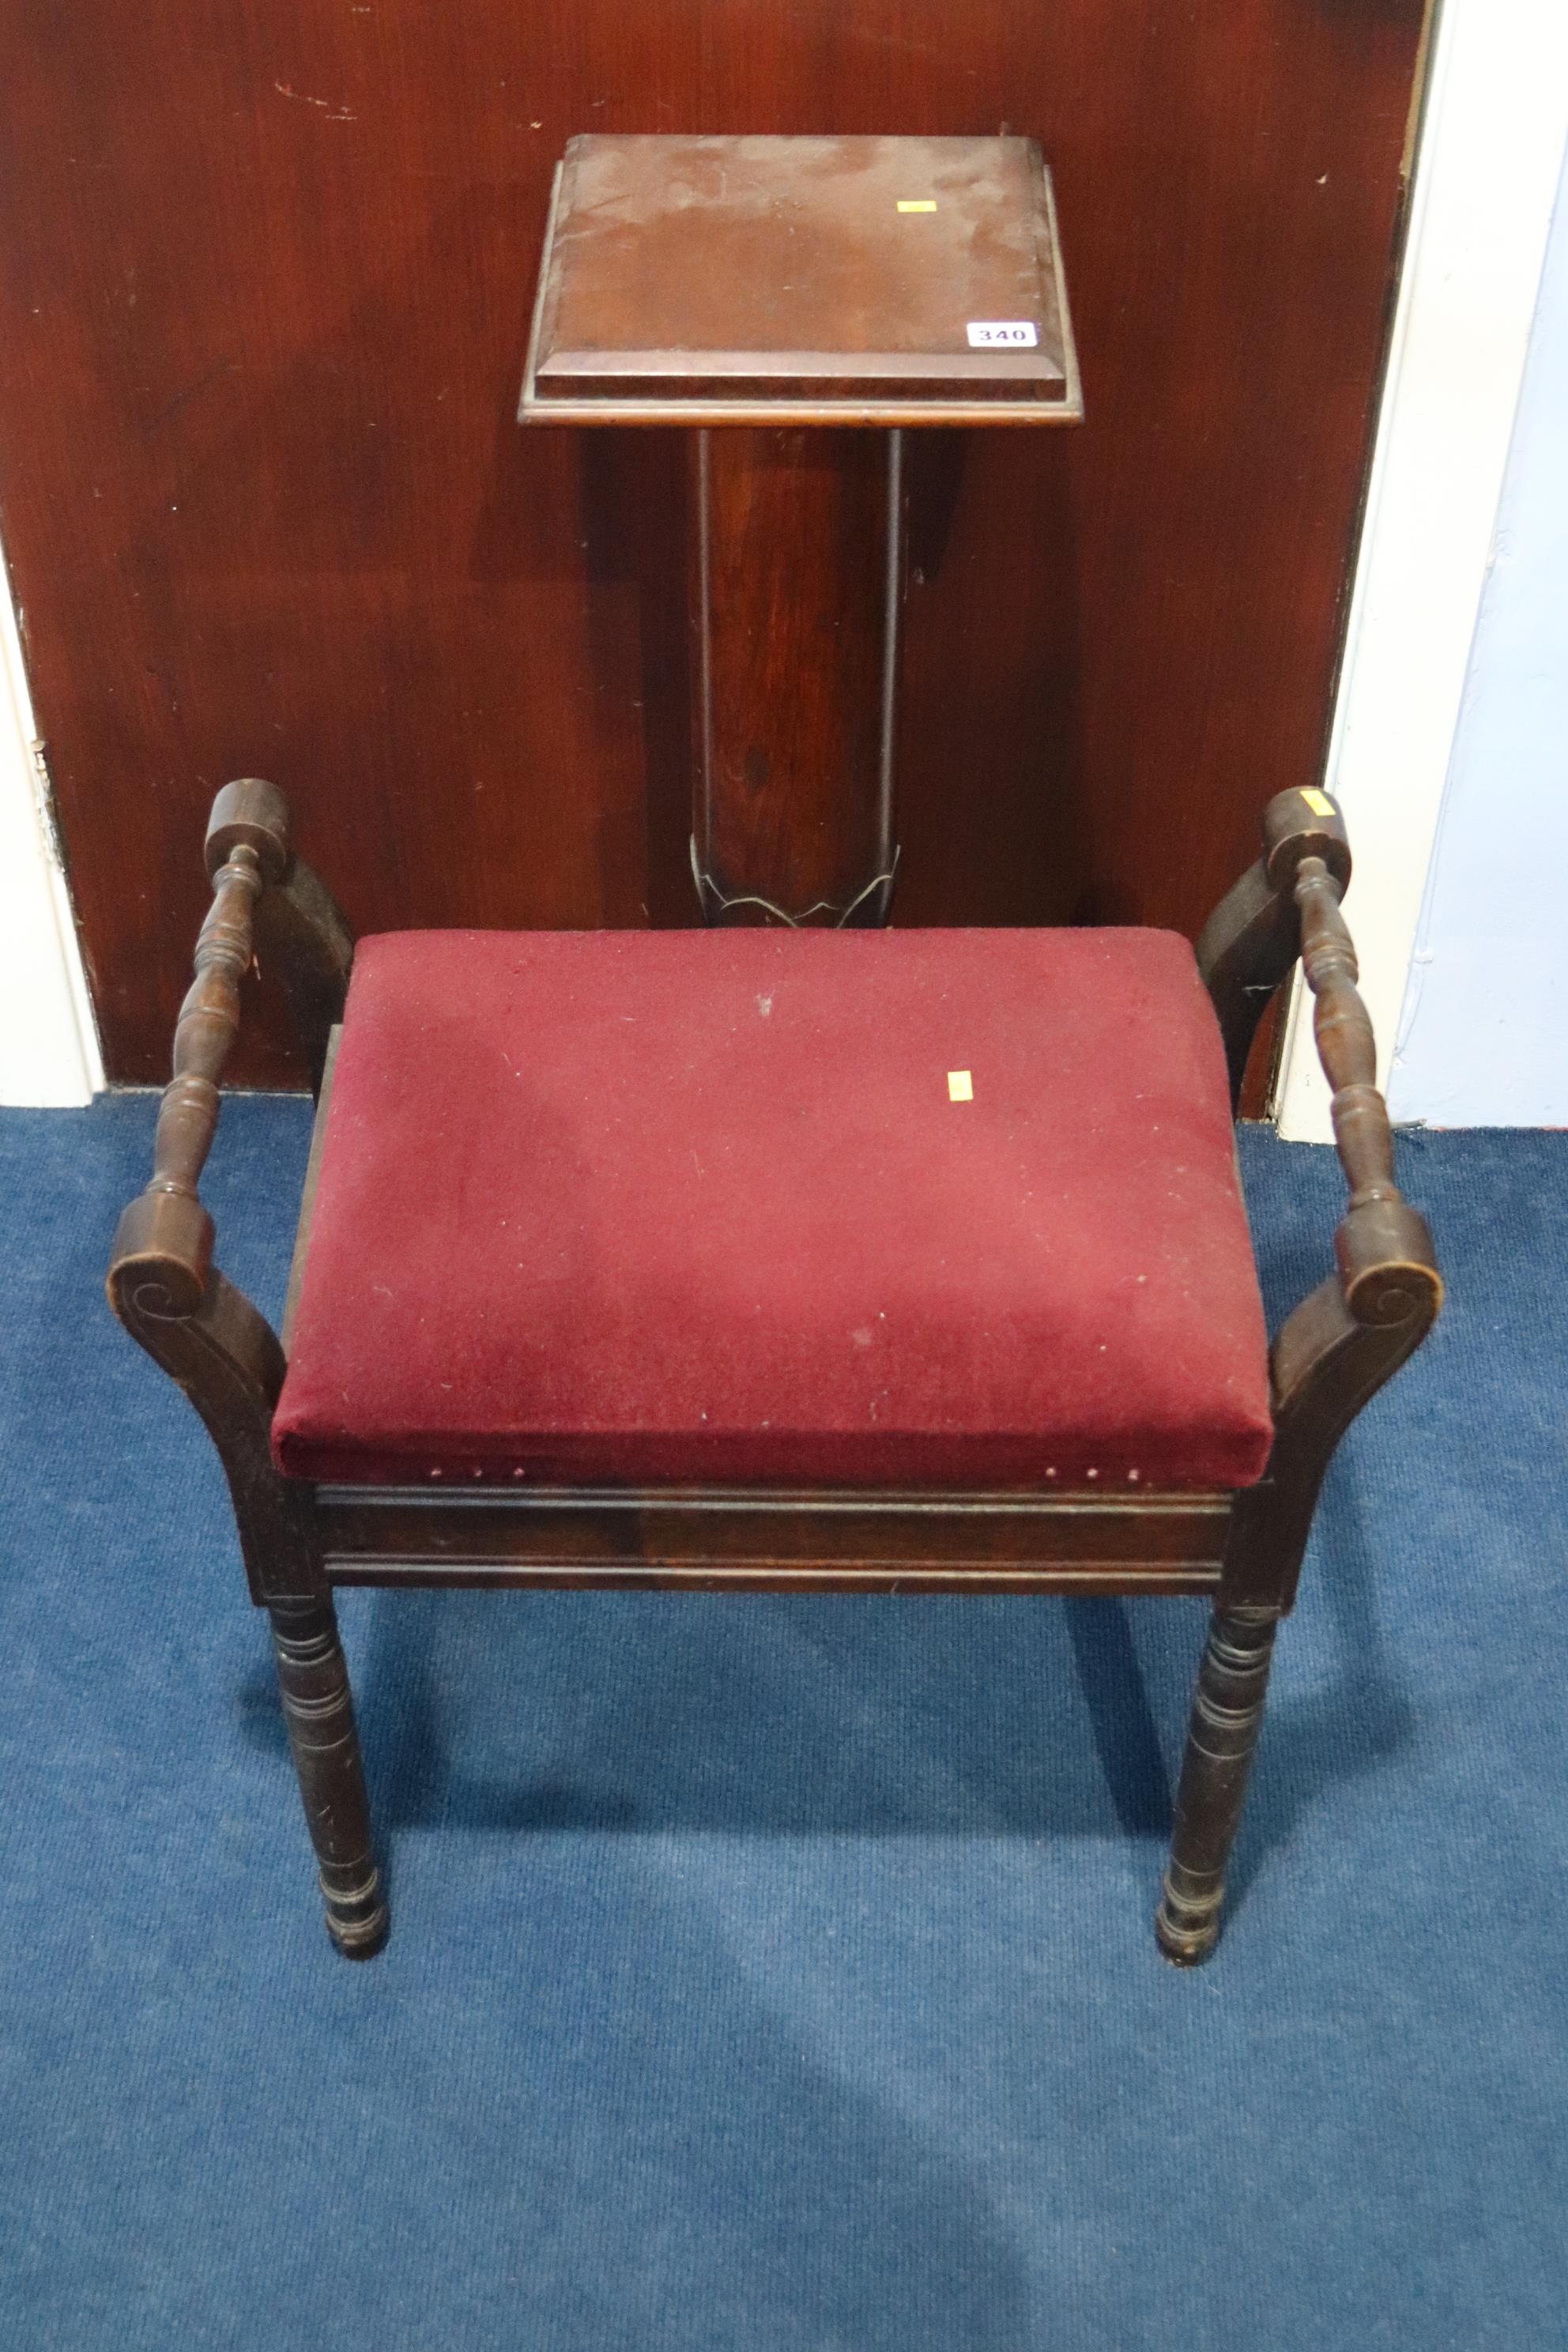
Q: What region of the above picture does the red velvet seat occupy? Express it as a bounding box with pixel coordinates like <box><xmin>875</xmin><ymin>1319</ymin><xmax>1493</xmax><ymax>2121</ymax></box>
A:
<box><xmin>272</xmin><ymin>926</ymin><xmax>1272</xmax><ymax>1491</ymax></box>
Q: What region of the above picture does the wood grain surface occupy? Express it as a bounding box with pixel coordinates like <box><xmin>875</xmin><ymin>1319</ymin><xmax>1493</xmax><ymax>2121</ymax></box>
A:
<box><xmin>0</xmin><ymin>0</ymin><xmax>1427</xmax><ymax>1084</ymax></box>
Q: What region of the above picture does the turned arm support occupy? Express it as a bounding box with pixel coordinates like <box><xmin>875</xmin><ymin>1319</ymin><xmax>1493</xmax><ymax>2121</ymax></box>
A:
<box><xmin>1215</xmin><ymin>804</ymin><xmax>1442</xmax><ymax>1612</ymax></box>
<box><xmin>108</xmin><ymin>775</ymin><xmax>353</xmax><ymax>1306</ymax></box>
<box><xmin>1197</xmin><ymin>786</ymin><xmax>1354</xmax><ymax>1110</ymax></box>
<box><xmin>108</xmin><ymin>782</ymin><xmax>286</xmax><ymax>1310</ymax></box>
<box><xmin>105</xmin><ymin>779</ymin><xmax>346</xmax><ymax>1602</ymax></box>
<box><xmin>1200</xmin><ymin>780</ymin><xmax>1439</xmax><ymax>1321</ymax></box>
<box><xmin>1293</xmin><ymin>850</ymin><xmax>1441</xmax><ymax>1325</ymax></box>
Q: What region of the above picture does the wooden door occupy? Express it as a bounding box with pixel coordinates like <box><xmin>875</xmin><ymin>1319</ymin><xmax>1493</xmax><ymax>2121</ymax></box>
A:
<box><xmin>0</xmin><ymin>1</ymin><xmax>1430</xmax><ymax>1085</ymax></box>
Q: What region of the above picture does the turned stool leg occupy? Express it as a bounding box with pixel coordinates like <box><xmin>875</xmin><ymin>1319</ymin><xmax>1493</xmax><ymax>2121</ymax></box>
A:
<box><xmin>268</xmin><ymin>1598</ymin><xmax>388</xmax><ymax>1959</ymax></box>
<box><xmin>1155</xmin><ymin>1605</ymin><xmax>1280</xmax><ymax>1966</ymax></box>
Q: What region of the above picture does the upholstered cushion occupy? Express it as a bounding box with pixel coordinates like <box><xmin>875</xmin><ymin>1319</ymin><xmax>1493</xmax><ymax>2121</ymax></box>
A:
<box><xmin>272</xmin><ymin>928</ymin><xmax>1272</xmax><ymax>1491</ymax></box>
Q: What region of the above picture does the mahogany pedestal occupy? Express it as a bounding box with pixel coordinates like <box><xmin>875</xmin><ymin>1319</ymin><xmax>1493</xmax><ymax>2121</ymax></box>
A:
<box><xmin>522</xmin><ymin>133</ymin><xmax>1082</xmax><ymax>926</ymax></box>
<box><xmin>691</xmin><ymin>426</ymin><xmax>901</xmax><ymax>924</ymax></box>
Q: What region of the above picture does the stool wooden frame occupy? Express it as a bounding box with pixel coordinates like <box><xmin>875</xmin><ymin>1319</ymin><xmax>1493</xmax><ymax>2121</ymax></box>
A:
<box><xmin>107</xmin><ymin>781</ymin><xmax>1440</xmax><ymax>1965</ymax></box>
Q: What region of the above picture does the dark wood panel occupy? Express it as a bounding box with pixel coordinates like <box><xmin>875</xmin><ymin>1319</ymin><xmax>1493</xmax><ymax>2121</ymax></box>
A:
<box><xmin>0</xmin><ymin>0</ymin><xmax>1427</xmax><ymax>1082</ymax></box>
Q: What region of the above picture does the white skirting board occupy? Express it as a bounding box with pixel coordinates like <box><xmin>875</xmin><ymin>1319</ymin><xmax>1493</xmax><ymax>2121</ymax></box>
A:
<box><xmin>0</xmin><ymin>556</ymin><xmax>102</xmax><ymax>1106</ymax></box>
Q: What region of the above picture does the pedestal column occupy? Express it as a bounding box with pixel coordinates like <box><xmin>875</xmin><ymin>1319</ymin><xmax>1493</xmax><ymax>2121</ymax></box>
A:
<box><xmin>691</xmin><ymin>428</ymin><xmax>904</xmax><ymax>927</ymax></box>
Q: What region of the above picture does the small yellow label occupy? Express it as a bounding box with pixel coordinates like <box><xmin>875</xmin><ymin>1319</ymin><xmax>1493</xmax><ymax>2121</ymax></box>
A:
<box><xmin>897</xmin><ymin>199</ymin><xmax>937</xmax><ymax>213</ymax></box>
<box><xmin>948</xmin><ymin>1070</ymin><xmax>973</xmax><ymax>1102</ymax></box>
<box><xmin>1301</xmin><ymin>789</ymin><xmax>1336</xmax><ymax>817</ymax></box>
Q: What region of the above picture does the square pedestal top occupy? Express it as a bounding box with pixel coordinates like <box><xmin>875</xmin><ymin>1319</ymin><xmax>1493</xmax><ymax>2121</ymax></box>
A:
<box><xmin>520</xmin><ymin>134</ymin><xmax>1081</xmax><ymax>427</ymax></box>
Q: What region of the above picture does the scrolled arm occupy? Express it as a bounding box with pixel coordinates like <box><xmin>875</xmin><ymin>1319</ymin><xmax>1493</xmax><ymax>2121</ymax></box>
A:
<box><xmin>107</xmin><ymin>779</ymin><xmax>325</xmax><ymax>1601</ymax></box>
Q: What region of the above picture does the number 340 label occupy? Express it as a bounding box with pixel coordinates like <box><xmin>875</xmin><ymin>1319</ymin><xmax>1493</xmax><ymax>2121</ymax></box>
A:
<box><xmin>966</xmin><ymin>320</ymin><xmax>1038</xmax><ymax>348</ymax></box>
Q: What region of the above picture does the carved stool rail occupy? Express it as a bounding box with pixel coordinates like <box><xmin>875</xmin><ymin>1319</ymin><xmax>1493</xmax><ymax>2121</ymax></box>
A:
<box><xmin>108</xmin><ymin>779</ymin><xmax>1438</xmax><ymax>1967</ymax></box>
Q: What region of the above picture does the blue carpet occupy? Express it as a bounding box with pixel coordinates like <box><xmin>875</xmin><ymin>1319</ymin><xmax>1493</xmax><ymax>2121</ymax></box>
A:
<box><xmin>1</xmin><ymin>1102</ymin><xmax>1565</xmax><ymax>2350</ymax></box>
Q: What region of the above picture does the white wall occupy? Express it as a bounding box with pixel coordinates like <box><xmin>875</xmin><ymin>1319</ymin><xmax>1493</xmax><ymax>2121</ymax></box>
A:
<box><xmin>1389</xmin><ymin>143</ymin><xmax>1568</xmax><ymax>1125</ymax></box>
<box><xmin>0</xmin><ymin>561</ymin><xmax>102</xmax><ymax>1106</ymax></box>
